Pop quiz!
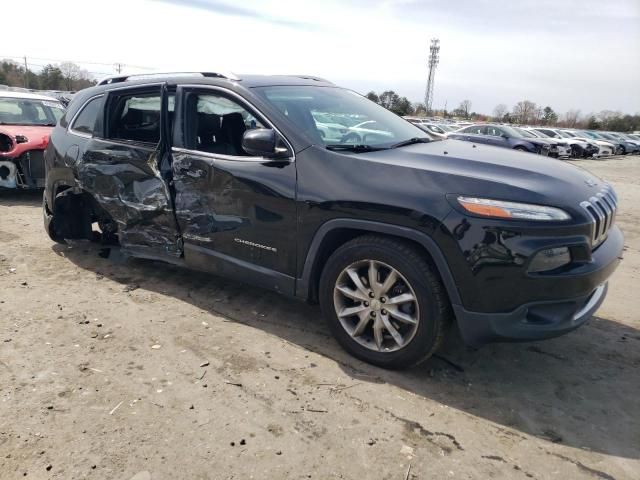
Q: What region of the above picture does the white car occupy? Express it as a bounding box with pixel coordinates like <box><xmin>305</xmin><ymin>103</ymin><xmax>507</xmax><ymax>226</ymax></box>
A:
<box><xmin>561</xmin><ymin>130</ymin><xmax>615</xmax><ymax>157</ymax></box>
<box><xmin>529</xmin><ymin>128</ymin><xmax>598</xmax><ymax>158</ymax></box>
<box><xmin>343</xmin><ymin>120</ymin><xmax>394</xmax><ymax>143</ymax></box>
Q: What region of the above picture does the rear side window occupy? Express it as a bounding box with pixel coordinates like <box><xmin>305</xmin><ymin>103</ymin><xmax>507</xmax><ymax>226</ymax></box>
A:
<box><xmin>107</xmin><ymin>92</ymin><xmax>174</xmax><ymax>144</ymax></box>
<box><xmin>462</xmin><ymin>125</ymin><xmax>485</xmax><ymax>135</ymax></box>
<box><xmin>70</xmin><ymin>96</ymin><xmax>102</xmax><ymax>136</ymax></box>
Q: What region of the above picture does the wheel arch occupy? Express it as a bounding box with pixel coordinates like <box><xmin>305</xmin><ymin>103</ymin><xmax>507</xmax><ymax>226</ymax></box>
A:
<box><xmin>296</xmin><ymin>219</ymin><xmax>462</xmax><ymax>307</ymax></box>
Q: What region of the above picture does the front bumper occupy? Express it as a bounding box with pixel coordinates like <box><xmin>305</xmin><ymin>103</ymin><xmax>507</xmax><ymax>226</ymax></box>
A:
<box><xmin>454</xmin><ymin>283</ymin><xmax>608</xmax><ymax>345</ymax></box>
<box><xmin>453</xmin><ymin>225</ymin><xmax>623</xmax><ymax>345</ymax></box>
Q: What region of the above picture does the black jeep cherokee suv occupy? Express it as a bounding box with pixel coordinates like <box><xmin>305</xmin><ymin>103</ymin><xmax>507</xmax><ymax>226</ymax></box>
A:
<box><xmin>43</xmin><ymin>72</ymin><xmax>623</xmax><ymax>368</ymax></box>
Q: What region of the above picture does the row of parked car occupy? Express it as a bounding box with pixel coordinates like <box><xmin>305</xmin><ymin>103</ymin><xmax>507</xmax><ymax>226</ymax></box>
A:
<box><xmin>406</xmin><ymin>118</ymin><xmax>640</xmax><ymax>159</ymax></box>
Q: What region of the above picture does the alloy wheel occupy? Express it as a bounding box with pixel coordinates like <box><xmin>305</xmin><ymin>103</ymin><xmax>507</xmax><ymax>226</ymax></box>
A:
<box><xmin>333</xmin><ymin>260</ymin><xmax>420</xmax><ymax>352</ymax></box>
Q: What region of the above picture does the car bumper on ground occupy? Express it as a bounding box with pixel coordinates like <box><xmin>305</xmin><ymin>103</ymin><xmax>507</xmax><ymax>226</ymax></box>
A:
<box><xmin>453</xmin><ymin>225</ymin><xmax>623</xmax><ymax>345</ymax></box>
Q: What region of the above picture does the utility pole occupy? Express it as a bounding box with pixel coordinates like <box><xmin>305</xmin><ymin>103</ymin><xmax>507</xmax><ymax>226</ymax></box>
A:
<box><xmin>23</xmin><ymin>56</ymin><xmax>28</xmax><ymax>88</ymax></box>
<box><xmin>114</xmin><ymin>63</ymin><xmax>123</xmax><ymax>74</ymax></box>
<box><xmin>424</xmin><ymin>38</ymin><xmax>440</xmax><ymax>116</ymax></box>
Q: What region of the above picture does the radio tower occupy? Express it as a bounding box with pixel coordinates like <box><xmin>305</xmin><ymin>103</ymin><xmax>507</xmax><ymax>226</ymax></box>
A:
<box><xmin>424</xmin><ymin>38</ymin><xmax>440</xmax><ymax>115</ymax></box>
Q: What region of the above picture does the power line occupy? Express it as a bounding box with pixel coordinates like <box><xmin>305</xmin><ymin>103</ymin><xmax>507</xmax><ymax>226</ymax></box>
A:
<box><xmin>0</xmin><ymin>54</ymin><xmax>154</xmax><ymax>71</ymax></box>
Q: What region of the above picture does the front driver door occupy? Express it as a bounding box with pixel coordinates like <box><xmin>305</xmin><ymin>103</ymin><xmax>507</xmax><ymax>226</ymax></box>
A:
<box><xmin>170</xmin><ymin>86</ymin><xmax>297</xmax><ymax>294</ymax></box>
<box><xmin>485</xmin><ymin>126</ymin><xmax>510</xmax><ymax>148</ymax></box>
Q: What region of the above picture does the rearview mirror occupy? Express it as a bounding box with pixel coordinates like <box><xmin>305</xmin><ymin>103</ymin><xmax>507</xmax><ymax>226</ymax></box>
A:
<box><xmin>242</xmin><ymin>129</ymin><xmax>290</xmax><ymax>159</ymax></box>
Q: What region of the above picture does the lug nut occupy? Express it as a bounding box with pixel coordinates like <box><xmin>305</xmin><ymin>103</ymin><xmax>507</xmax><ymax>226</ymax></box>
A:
<box><xmin>381</xmin><ymin>309</ymin><xmax>387</xmax><ymax>315</ymax></box>
<box><xmin>380</xmin><ymin>297</ymin><xmax>386</xmax><ymax>303</ymax></box>
<box><xmin>369</xmin><ymin>291</ymin><xmax>375</xmax><ymax>298</ymax></box>
<box><xmin>364</xmin><ymin>301</ymin><xmax>369</xmax><ymax>307</ymax></box>
<box><xmin>370</xmin><ymin>311</ymin><xmax>377</xmax><ymax>317</ymax></box>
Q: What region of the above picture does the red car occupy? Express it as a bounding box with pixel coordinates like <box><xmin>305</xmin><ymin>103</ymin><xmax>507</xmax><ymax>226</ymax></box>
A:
<box><xmin>0</xmin><ymin>91</ymin><xmax>65</xmax><ymax>189</ymax></box>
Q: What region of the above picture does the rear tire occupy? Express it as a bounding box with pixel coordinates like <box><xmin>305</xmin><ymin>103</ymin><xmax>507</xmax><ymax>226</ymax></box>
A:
<box><xmin>514</xmin><ymin>146</ymin><xmax>528</xmax><ymax>152</ymax></box>
<box><xmin>319</xmin><ymin>235</ymin><xmax>451</xmax><ymax>369</ymax></box>
<box><xmin>43</xmin><ymin>194</ymin><xmax>66</xmax><ymax>244</ymax></box>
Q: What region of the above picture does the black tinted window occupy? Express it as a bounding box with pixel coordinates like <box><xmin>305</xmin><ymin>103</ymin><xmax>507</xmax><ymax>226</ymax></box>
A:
<box><xmin>462</xmin><ymin>125</ymin><xmax>484</xmax><ymax>134</ymax></box>
<box><xmin>108</xmin><ymin>93</ymin><xmax>174</xmax><ymax>144</ymax></box>
<box><xmin>185</xmin><ymin>93</ymin><xmax>264</xmax><ymax>156</ymax></box>
<box><xmin>71</xmin><ymin>96</ymin><xmax>102</xmax><ymax>135</ymax></box>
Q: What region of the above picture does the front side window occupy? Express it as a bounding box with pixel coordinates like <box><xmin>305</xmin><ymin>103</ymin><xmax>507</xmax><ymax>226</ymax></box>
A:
<box><xmin>486</xmin><ymin>126</ymin><xmax>504</xmax><ymax>137</ymax></box>
<box><xmin>254</xmin><ymin>86</ymin><xmax>427</xmax><ymax>148</ymax></box>
<box><xmin>0</xmin><ymin>97</ymin><xmax>64</xmax><ymax>126</ymax></box>
<box><xmin>70</xmin><ymin>96</ymin><xmax>102</xmax><ymax>136</ymax></box>
<box><xmin>184</xmin><ymin>93</ymin><xmax>265</xmax><ymax>156</ymax></box>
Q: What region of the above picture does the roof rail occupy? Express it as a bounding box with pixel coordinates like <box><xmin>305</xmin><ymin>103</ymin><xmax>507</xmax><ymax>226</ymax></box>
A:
<box><xmin>293</xmin><ymin>75</ymin><xmax>333</xmax><ymax>84</ymax></box>
<box><xmin>97</xmin><ymin>71</ymin><xmax>240</xmax><ymax>86</ymax></box>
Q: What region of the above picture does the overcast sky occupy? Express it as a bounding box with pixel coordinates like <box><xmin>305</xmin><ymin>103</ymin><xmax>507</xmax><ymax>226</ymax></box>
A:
<box><xmin>3</xmin><ymin>0</ymin><xmax>639</xmax><ymax>114</ymax></box>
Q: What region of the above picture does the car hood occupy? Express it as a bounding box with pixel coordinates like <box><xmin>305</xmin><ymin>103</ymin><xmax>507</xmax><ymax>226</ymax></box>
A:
<box><xmin>352</xmin><ymin>139</ymin><xmax>604</xmax><ymax>212</ymax></box>
<box><xmin>0</xmin><ymin>124</ymin><xmax>53</xmax><ymax>158</ymax></box>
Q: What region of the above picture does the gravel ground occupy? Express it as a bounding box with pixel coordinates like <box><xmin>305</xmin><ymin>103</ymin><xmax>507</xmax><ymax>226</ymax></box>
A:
<box><xmin>1</xmin><ymin>156</ymin><xmax>639</xmax><ymax>480</ymax></box>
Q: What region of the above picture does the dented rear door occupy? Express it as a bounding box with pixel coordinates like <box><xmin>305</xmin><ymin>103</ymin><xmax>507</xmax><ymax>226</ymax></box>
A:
<box><xmin>76</xmin><ymin>83</ymin><xmax>181</xmax><ymax>259</ymax></box>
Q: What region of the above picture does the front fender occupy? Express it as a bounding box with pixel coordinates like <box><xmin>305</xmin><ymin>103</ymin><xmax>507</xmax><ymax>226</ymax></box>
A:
<box><xmin>295</xmin><ymin>218</ymin><xmax>462</xmax><ymax>307</ymax></box>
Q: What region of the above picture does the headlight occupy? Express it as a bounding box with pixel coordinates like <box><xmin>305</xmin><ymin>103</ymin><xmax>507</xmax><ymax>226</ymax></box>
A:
<box><xmin>457</xmin><ymin>197</ymin><xmax>571</xmax><ymax>221</ymax></box>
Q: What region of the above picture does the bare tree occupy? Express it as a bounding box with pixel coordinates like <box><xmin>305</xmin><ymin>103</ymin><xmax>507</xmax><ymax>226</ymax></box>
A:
<box><xmin>459</xmin><ymin>99</ymin><xmax>472</xmax><ymax>119</ymax></box>
<box><xmin>413</xmin><ymin>103</ymin><xmax>427</xmax><ymax>115</ymax></box>
<box><xmin>512</xmin><ymin>100</ymin><xmax>537</xmax><ymax>124</ymax></box>
<box><xmin>59</xmin><ymin>62</ymin><xmax>81</xmax><ymax>90</ymax></box>
<box><xmin>563</xmin><ymin>109</ymin><xmax>582</xmax><ymax>128</ymax></box>
<box><xmin>493</xmin><ymin>104</ymin><xmax>508</xmax><ymax>121</ymax></box>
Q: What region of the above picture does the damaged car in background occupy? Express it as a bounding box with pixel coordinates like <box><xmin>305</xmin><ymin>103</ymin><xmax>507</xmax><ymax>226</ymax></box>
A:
<box><xmin>0</xmin><ymin>91</ymin><xmax>65</xmax><ymax>189</ymax></box>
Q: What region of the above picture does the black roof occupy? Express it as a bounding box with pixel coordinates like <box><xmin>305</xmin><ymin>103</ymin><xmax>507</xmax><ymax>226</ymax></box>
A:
<box><xmin>96</xmin><ymin>72</ymin><xmax>334</xmax><ymax>89</ymax></box>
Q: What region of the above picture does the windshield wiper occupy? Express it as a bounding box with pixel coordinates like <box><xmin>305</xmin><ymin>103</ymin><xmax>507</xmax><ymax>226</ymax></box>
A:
<box><xmin>390</xmin><ymin>137</ymin><xmax>431</xmax><ymax>149</ymax></box>
<box><xmin>325</xmin><ymin>144</ymin><xmax>388</xmax><ymax>153</ymax></box>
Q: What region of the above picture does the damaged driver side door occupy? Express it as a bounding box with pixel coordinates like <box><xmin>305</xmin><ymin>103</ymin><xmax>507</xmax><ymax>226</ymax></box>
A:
<box><xmin>76</xmin><ymin>84</ymin><xmax>181</xmax><ymax>260</ymax></box>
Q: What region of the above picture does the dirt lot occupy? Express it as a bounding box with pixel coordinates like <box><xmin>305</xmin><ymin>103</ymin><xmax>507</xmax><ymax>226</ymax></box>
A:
<box><xmin>1</xmin><ymin>156</ymin><xmax>639</xmax><ymax>480</ymax></box>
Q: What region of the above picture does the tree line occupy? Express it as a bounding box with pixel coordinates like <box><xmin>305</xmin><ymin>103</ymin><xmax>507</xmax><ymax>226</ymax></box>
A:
<box><xmin>0</xmin><ymin>59</ymin><xmax>96</xmax><ymax>92</ymax></box>
<box><xmin>365</xmin><ymin>89</ymin><xmax>640</xmax><ymax>132</ymax></box>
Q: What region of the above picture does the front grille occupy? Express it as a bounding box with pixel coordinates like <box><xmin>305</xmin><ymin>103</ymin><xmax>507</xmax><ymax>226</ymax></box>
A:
<box><xmin>580</xmin><ymin>185</ymin><xmax>617</xmax><ymax>247</ymax></box>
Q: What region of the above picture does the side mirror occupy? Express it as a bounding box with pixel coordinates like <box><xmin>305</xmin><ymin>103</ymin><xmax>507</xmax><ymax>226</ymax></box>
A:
<box><xmin>501</xmin><ymin>133</ymin><xmax>510</xmax><ymax>139</ymax></box>
<box><xmin>242</xmin><ymin>129</ymin><xmax>290</xmax><ymax>159</ymax></box>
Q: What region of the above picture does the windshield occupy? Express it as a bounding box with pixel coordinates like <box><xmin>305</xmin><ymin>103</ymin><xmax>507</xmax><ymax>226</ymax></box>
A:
<box><xmin>580</xmin><ymin>131</ymin><xmax>599</xmax><ymax>139</ymax></box>
<box><xmin>254</xmin><ymin>86</ymin><xmax>428</xmax><ymax>148</ymax></box>
<box><xmin>598</xmin><ymin>133</ymin><xmax>617</xmax><ymax>141</ymax></box>
<box><xmin>0</xmin><ymin>97</ymin><xmax>65</xmax><ymax>126</ymax></box>
<box><xmin>498</xmin><ymin>125</ymin><xmax>524</xmax><ymax>138</ymax></box>
<box><xmin>513</xmin><ymin>127</ymin><xmax>537</xmax><ymax>138</ymax></box>
<box><xmin>557</xmin><ymin>131</ymin><xmax>574</xmax><ymax>138</ymax></box>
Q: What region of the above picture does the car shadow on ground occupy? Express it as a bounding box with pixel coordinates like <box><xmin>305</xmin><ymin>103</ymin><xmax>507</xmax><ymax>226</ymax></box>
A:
<box><xmin>0</xmin><ymin>189</ymin><xmax>42</xmax><ymax>206</ymax></box>
<box><xmin>51</xmin><ymin>240</ymin><xmax>640</xmax><ymax>460</ymax></box>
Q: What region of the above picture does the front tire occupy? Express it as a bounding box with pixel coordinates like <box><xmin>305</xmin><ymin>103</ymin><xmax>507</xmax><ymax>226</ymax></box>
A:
<box><xmin>319</xmin><ymin>235</ymin><xmax>451</xmax><ymax>369</ymax></box>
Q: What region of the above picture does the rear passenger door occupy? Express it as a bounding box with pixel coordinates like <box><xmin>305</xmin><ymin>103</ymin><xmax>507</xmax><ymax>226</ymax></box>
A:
<box><xmin>78</xmin><ymin>84</ymin><xmax>181</xmax><ymax>259</ymax></box>
<box><xmin>170</xmin><ymin>86</ymin><xmax>297</xmax><ymax>294</ymax></box>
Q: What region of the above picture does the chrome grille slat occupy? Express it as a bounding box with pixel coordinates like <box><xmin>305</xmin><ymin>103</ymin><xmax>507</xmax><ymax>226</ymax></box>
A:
<box><xmin>580</xmin><ymin>185</ymin><xmax>617</xmax><ymax>247</ymax></box>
